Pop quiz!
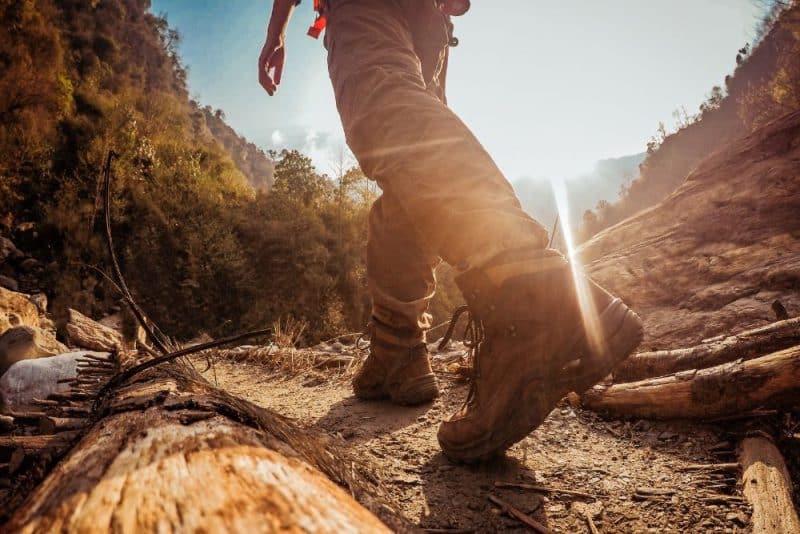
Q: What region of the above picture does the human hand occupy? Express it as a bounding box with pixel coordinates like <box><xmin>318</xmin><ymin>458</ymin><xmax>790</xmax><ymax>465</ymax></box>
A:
<box><xmin>259</xmin><ymin>38</ymin><xmax>286</xmax><ymax>96</ymax></box>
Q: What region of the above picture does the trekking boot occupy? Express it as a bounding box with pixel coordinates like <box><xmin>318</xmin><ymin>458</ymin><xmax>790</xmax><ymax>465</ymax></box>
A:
<box><xmin>352</xmin><ymin>322</ymin><xmax>439</xmax><ymax>405</ymax></box>
<box><xmin>437</xmin><ymin>247</ymin><xmax>643</xmax><ymax>463</ymax></box>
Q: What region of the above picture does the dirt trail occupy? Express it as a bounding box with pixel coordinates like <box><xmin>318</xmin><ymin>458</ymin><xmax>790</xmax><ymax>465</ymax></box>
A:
<box><xmin>203</xmin><ymin>354</ymin><xmax>751</xmax><ymax>533</ymax></box>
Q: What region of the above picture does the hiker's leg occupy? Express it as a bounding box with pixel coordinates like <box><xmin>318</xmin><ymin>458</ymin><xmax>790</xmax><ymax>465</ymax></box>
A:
<box><xmin>326</xmin><ymin>0</ymin><xmax>548</xmax><ymax>273</ymax></box>
<box><xmin>368</xmin><ymin>192</ymin><xmax>440</xmax><ymax>339</ymax></box>
<box><xmin>326</xmin><ymin>0</ymin><xmax>642</xmax><ymax>457</ymax></box>
<box><xmin>353</xmin><ymin>191</ymin><xmax>441</xmax><ymax>405</ymax></box>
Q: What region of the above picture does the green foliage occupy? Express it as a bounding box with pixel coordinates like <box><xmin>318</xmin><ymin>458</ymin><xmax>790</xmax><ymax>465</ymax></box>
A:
<box><xmin>0</xmin><ymin>0</ymin><xmax>382</xmax><ymax>344</ymax></box>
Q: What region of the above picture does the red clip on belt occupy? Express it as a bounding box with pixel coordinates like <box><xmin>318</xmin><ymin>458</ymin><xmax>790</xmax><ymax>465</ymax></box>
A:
<box><xmin>308</xmin><ymin>0</ymin><xmax>327</xmax><ymax>38</ymax></box>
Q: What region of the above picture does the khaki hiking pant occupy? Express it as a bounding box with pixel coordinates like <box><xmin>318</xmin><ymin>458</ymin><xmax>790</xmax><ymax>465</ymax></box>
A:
<box><xmin>326</xmin><ymin>0</ymin><xmax>548</xmax><ymax>344</ymax></box>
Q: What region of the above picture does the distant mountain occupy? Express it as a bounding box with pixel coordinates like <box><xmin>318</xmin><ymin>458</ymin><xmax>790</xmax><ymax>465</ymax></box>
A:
<box><xmin>200</xmin><ymin>105</ymin><xmax>274</xmax><ymax>191</ymax></box>
<box><xmin>513</xmin><ymin>152</ymin><xmax>645</xmax><ymax>240</ymax></box>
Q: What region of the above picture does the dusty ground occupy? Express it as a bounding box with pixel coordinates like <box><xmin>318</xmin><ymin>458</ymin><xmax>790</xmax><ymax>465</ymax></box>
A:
<box><xmin>201</xmin><ymin>346</ymin><xmax>753</xmax><ymax>533</ymax></box>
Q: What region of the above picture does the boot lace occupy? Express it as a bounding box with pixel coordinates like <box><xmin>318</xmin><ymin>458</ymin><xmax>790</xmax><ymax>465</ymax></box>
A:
<box><xmin>438</xmin><ymin>305</ymin><xmax>485</xmax><ymax>405</ymax></box>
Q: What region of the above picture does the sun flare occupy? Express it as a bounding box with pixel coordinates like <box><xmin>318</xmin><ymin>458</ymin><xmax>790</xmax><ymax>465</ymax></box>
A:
<box><xmin>550</xmin><ymin>178</ymin><xmax>608</xmax><ymax>358</ymax></box>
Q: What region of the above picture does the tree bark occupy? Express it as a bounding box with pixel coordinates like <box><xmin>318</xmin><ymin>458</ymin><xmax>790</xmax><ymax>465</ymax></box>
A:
<box><xmin>614</xmin><ymin>317</ymin><xmax>800</xmax><ymax>382</ymax></box>
<box><xmin>582</xmin><ymin>345</ymin><xmax>800</xmax><ymax>419</ymax></box>
<box><xmin>739</xmin><ymin>436</ymin><xmax>800</xmax><ymax>534</ymax></box>
<box><xmin>65</xmin><ymin>308</ymin><xmax>124</xmax><ymax>352</ymax></box>
<box><xmin>4</xmin><ymin>361</ymin><xmax>409</xmax><ymax>532</ymax></box>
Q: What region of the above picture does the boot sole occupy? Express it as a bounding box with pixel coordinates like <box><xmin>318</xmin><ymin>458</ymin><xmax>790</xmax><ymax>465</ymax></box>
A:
<box><xmin>439</xmin><ymin>299</ymin><xmax>643</xmax><ymax>463</ymax></box>
<box><xmin>391</xmin><ymin>373</ymin><xmax>439</xmax><ymax>405</ymax></box>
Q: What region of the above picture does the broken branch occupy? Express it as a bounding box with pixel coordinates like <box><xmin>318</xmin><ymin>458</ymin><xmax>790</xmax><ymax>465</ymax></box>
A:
<box><xmin>493</xmin><ymin>481</ymin><xmax>596</xmax><ymax>500</ymax></box>
<box><xmin>614</xmin><ymin>317</ymin><xmax>800</xmax><ymax>382</ymax></box>
<box><xmin>739</xmin><ymin>436</ymin><xmax>800</xmax><ymax>533</ymax></box>
<box><xmin>488</xmin><ymin>495</ymin><xmax>553</xmax><ymax>534</ymax></box>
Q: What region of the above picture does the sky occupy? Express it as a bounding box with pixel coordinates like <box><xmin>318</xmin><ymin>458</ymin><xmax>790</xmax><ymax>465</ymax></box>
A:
<box><xmin>150</xmin><ymin>0</ymin><xmax>765</xmax><ymax>182</ymax></box>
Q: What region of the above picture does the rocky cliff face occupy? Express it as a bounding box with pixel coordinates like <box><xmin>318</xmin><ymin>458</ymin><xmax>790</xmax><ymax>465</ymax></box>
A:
<box><xmin>581</xmin><ymin>110</ymin><xmax>800</xmax><ymax>350</ymax></box>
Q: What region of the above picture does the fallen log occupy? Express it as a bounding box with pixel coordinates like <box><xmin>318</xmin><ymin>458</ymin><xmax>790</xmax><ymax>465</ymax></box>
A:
<box><xmin>738</xmin><ymin>436</ymin><xmax>800</xmax><ymax>534</ymax></box>
<box><xmin>2</xmin><ymin>152</ymin><xmax>407</xmax><ymax>531</ymax></box>
<box><xmin>614</xmin><ymin>317</ymin><xmax>800</xmax><ymax>382</ymax></box>
<box><xmin>4</xmin><ymin>361</ymin><xmax>410</xmax><ymax>532</ymax></box>
<box><xmin>582</xmin><ymin>345</ymin><xmax>800</xmax><ymax>419</ymax></box>
<box><xmin>66</xmin><ymin>308</ymin><xmax>124</xmax><ymax>352</ymax></box>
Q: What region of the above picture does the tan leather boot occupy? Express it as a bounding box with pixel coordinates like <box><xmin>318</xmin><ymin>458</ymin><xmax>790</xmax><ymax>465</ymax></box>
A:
<box><xmin>352</xmin><ymin>322</ymin><xmax>439</xmax><ymax>405</ymax></box>
<box><xmin>437</xmin><ymin>248</ymin><xmax>643</xmax><ymax>463</ymax></box>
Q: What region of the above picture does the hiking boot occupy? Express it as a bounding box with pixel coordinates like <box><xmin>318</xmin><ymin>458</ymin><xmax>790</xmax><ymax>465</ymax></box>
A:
<box><xmin>437</xmin><ymin>247</ymin><xmax>643</xmax><ymax>463</ymax></box>
<box><xmin>352</xmin><ymin>322</ymin><xmax>439</xmax><ymax>405</ymax></box>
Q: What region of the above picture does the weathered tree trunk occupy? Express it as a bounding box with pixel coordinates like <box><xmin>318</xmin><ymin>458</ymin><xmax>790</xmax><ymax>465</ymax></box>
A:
<box><xmin>614</xmin><ymin>317</ymin><xmax>800</xmax><ymax>382</ymax></box>
<box><xmin>582</xmin><ymin>345</ymin><xmax>800</xmax><ymax>419</ymax></box>
<box><xmin>5</xmin><ymin>360</ymin><xmax>409</xmax><ymax>533</ymax></box>
<box><xmin>739</xmin><ymin>436</ymin><xmax>800</xmax><ymax>534</ymax></box>
<box><xmin>65</xmin><ymin>308</ymin><xmax>124</xmax><ymax>352</ymax></box>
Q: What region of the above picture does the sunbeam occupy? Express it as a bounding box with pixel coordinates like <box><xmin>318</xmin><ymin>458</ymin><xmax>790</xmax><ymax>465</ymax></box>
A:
<box><xmin>550</xmin><ymin>178</ymin><xmax>608</xmax><ymax>358</ymax></box>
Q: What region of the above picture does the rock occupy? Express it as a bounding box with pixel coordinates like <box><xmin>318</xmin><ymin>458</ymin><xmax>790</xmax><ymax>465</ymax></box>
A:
<box><xmin>98</xmin><ymin>313</ymin><xmax>123</xmax><ymax>330</ymax></box>
<box><xmin>0</xmin><ymin>275</ymin><xmax>18</xmax><ymax>291</ymax></box>
<box><xmin>726</xmin><ymin>511</ymin><xmax>749</xmax><ymax>526</ymax></box>
<box><xmin>571</xmin><ymin>501</ymin><xmax>604</xmax><ymax>519</ymax></box>
<box><xmin>0</xmin><ymin>286</ymin><xmax>41</xmax><ymax>335</ymax></box>
<box><xmin>28</xmin><ymin>292</ymin><xmax>48</xmax><ymax>314</ymax></box>
<box><xmin>0</xmin><ymin>351</ymin><xmax>109</xmax><ymax>411</ymax></box>
<box><xmin>772</xmin><ymin>299</ymin><xmax>789</xmax><ymax>320</ymax></box>
<box><xmin>19</xmin><ymin>257</ymin><xmax>41</xmax><ymax>273</ymax></box>
<box><xmin>581</xmin><ymin>111</ymin><xmax>800</xmax><ymax>349</ymax></box>
<box><xmin>187</xmin><ymin>332</ymin><xmax>214</xmax><ymax>346</ymax></box>
<box><xmin>0</xmin><ymin>325</ymin><xmax>68</xmax><ymax>376</ymax></box>
<box><xmin>66</xmin><ymin>308</ymin><xmax>124</xmax><ymax>352</ymax></box>
<box><xmin>0</xmin><ymin>237</ymin><xmax>21</xmax><ymax>263</ymax></box>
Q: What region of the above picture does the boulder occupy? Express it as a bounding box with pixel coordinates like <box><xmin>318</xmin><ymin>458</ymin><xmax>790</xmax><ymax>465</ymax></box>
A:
<box><xmin>19</xmin><ymin>257</ymin><xmax>42</xmax><ymax>273</ymax></box>
<box><xmin>0</xmin><ymin>325</ymin><xmax>68</xmax><ymax>376</ymax></box>
<box><xmin>66</xmin><ymin>308</ymin><xmax>124</xmax><ymax>352</ymax></box>
<box><xmin>0</xmin><ymin>274</ymin><xmax>18</xmax><ymax>291</ymax></box>
<box><xmin>0</xmin><ymin>236</ymin><xmax>21</xmax><ymax>263</ymax></box>
<box><xmin>0</xmin><ymin>351</ymin><xmax>109</xmax><ymax>411</ymax></box>
<box><xmin>28</xmin><ymin>292</ymin><xmax>48</xmax><ymax>314</ymax></box>
<box><xmin>0</xmin><ymin>286</ymin><xmax>41</xmax><ymax>335</ymax></box>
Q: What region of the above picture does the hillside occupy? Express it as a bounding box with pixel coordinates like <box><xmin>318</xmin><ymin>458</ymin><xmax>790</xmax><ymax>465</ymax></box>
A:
<box><xmin>581</xmin><ymin>110</ymin><xmax>800</xmax><ymax>350</ymax></box>
<box><xmin>0</xmin><ymin>0</ymin><xmax>371</xmax><ymax>342</ymax></box>
<box><xmin>199</xmin><ymin>104</ymin><xmax>274</xmax><ymax>191</ymax></box>
<box><xmin>584</xmin><ymin>1</ymin><xmax>800</xmax><ymax>239</ymax></box>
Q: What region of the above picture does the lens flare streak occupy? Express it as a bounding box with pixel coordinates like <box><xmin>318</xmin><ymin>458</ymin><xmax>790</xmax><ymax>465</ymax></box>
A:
<box><xmin>550</xmin><ymin>179</ymin><xmax>608</xmax><ymax>358</ymax></box>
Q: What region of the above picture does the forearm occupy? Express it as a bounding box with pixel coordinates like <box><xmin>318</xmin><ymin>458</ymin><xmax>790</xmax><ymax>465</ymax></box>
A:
<box><xmin>267</xmin><ymin>0</ymin><xmax>297</xmax><ymax>44</ymax></box>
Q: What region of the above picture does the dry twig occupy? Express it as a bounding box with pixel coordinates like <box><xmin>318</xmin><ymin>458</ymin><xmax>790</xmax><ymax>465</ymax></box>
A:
<box><xmin>488</xmin><ymin>495</ymin><xmax>553</xmax><ymax>534</ymax></box>
<box><xmin>494</xmin><ymin>481</ymin><xmax>597</xmax><ymax>500</ymax></box>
